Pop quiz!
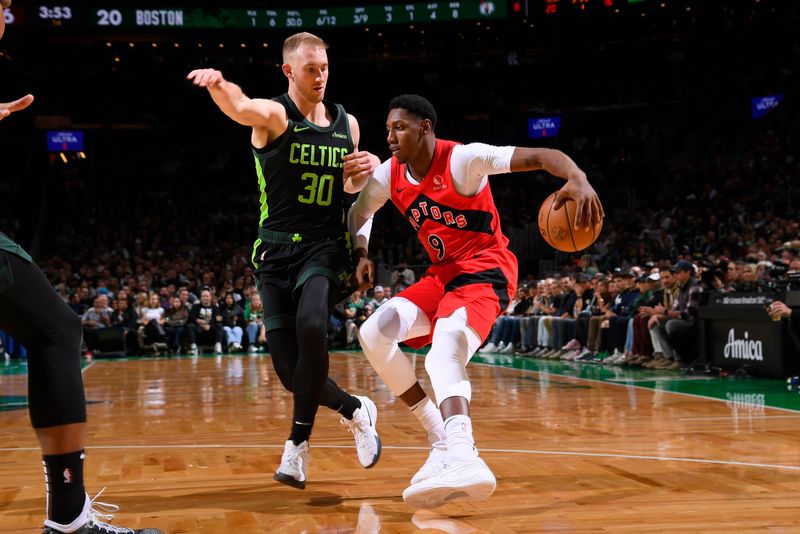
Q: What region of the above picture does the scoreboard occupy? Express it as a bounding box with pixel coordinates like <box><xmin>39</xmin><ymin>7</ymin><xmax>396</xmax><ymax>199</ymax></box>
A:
<box><xmin>3</xmin><ymin>2</ymin><xmax>507</xmax><ymax>30</ymax></box>
<box><xmin>542</xmin><ymin>0</ymin><xmax>624</xmax><ymax>16</ymax></box>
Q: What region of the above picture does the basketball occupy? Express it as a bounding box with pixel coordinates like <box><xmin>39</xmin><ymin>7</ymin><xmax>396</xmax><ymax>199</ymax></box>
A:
<box><xmin>537</xmin><ymin>191</ymin><xmax>603</xmax><ymax>252</ymax></box>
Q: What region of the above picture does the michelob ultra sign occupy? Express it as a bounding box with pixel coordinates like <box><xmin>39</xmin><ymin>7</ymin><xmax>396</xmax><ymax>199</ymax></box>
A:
<box><xmin>528</xmin><ymin>117</ymin><xmax>561</xmax><ymax>138</ymax></box>
<box><xmin>751</xmin><ymin>94</ymin><xmax>783</xmax><ymax>119</ymax></box>
<box><xmin>47</xmin><ymin>130</ymin><xmax>84</xmax><ymax>152</ymax></box>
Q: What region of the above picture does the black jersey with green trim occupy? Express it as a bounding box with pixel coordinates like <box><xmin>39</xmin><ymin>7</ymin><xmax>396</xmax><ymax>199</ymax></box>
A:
<box><xmin>252</xmin><ymin>93</ymin><xmax>353</xmax><ymax>236</ymax></box>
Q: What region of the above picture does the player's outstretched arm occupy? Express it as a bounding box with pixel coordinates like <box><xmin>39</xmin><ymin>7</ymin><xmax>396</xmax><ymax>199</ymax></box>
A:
<box><xmin>512</xmin><ymin>147</ymin><xmax>604</xmax><ymax>230</ymax></box>
<box><xmin>186</xmin><ymin>68</ymin><xmax>282</xmax><ymax>129</ymax></box>
<box><xmin>0</xmin><ymin>94</ymin><xmax>34</xmax><ymax>121</ymax></box>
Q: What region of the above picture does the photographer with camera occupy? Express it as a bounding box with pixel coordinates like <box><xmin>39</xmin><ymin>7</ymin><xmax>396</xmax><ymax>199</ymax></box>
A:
<box><xmin>390</xmin><ymin>258</ymin><xmax>416</xmax><ymax>295</ymax></box>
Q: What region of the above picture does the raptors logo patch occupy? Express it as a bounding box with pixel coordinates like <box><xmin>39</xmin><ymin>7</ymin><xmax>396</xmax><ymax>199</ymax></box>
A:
<box><xmin>432</xmin><ymin>175</ymin><xmax>447</xmax><ymax>191</ymax></box>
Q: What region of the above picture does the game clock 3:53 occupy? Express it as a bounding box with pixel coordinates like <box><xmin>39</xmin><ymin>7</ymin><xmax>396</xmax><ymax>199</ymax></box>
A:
<box><xmin>38</xmin><ymin>5</ymin><xmax>72</xmax><ymax>20</ymax></box>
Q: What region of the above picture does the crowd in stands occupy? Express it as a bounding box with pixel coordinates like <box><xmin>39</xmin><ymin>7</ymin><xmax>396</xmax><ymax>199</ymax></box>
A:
<box><xmin>60</xmin><ymin>282</ymin><xmax>267</xmax><ymax>357</ymax></box>
<box><xmin>478</xmin><ymin>252</ymin><xmax>800</xmax><ymax>370</ymax></box>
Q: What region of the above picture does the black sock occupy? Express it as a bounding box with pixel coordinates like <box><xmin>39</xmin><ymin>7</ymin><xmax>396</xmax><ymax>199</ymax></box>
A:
<box><xmin>42</xmin><ymin>450</ymin><xmax>86</xmax><ymax>525</ymax></box>
<box><xmin>290</xmin><ymin>422</ymin><xmax>312</xmax><ymax>446</ymax></box>
<box><xmin>338</xmin><ymin>394</ymin><xmax>361</xmax><ymax>420</ymax></box>
<box><xmin>319</xmin><ymin>377</ymin><xmax>362</xmax><ymax>420</ymax></box>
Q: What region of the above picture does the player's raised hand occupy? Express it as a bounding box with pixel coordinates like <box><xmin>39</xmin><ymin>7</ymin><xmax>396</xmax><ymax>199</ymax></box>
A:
<box><xmin>187</xmin><ymin>69</ymin><xmax>225</xmax><ymax>88</ymax></box>
<box><xmin>553</xmin><ymin>175</ymin><xmax>605</xmax><ymax>230</ymax></box>
<box><xmin>0</xmin><ymin>94</ymin><xmax>34</xmax><ymax>121</ymax></box>
<box><xmin>343</xmin><ymin>151</ymin><xmax>381</xmax><ymax>193</ymax></box>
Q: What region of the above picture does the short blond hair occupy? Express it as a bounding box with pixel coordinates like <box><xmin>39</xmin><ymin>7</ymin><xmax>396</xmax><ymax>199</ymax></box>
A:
<box><xmin>282</xmin><ymin>32</ymin><xmax>328</xmax><ymax>63</ymax></box>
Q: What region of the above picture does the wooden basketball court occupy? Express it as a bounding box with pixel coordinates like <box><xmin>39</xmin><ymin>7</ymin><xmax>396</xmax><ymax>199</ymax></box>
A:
<box><xmin>1</xmin><ymin>351</ymin><xmax>799</xmax><ymax>533</ymax></box>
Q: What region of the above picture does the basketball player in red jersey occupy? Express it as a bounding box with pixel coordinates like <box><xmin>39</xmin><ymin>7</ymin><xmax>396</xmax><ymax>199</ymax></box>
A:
<box><xmin>344</xmin><ymin>94</ymin><xmax>603</xmax><ymax>508</ymax></box>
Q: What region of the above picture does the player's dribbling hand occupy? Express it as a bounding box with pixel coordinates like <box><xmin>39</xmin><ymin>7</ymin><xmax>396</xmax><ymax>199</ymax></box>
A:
<box><xmin>0</xmin><ymin>94</ymin><xmax>34</xmax><ymax>121</ymax></box>
<box><xmin>354</xmin><ymin>257</ymin><xmax>374</xmax><ymax>291</ymax></box>
<box><xmin>552</xmin><ymin>174</ymin><xmax>605</xmax><ymax>230</ymax></box>
<box><xmin>186</xmin><ymin>69</ymin><xmax>225</xmax><ymax>88</ymax></box>
<box><xmin>343</xmin><ymin>151</ymin><xmax>381</xmax><ymax>193</ymax></box>
<box><xmin>351</xmin><ymin>248</ymin><xmax>374</xmax><ymax>291</ymax></box>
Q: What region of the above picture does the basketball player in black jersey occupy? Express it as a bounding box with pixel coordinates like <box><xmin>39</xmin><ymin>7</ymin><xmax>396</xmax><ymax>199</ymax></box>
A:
<box><xmin>188</xmin><ymin>32</ymin><xmax>381</xmax><ymax>489</ymax></box>
<box><xmin>0</xmin><ymin>2</ymin><xmax>162</xmax><ymax>532</ymax></box>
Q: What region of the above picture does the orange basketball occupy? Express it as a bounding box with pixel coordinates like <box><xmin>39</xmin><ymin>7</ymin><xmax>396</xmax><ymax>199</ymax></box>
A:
<box><xmin>537</xmin><ymin>192</ymin><xmax>603</xmax><ymax>253</ymax></box>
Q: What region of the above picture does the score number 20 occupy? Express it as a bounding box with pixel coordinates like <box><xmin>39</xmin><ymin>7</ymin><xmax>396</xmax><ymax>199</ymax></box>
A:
<box><xmin>97</xmin><ymin>9</ymin><xmax>123</xmax><ymax>26</ymax></box>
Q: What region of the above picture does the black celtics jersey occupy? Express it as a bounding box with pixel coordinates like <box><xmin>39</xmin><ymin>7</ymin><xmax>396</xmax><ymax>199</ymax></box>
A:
<box><xmin>252</xmin><ymin>94</ymin><xmax>353</xmax><ymax>236</ymax></box>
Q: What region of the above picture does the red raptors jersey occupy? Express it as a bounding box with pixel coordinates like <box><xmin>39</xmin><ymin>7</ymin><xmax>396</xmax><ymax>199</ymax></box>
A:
<box><xmin>390</xmin><ymin>139</ymin><xmax>518</xmax><ymax>346</ymax></box>
<box><xmin>390</xmin><ymin>139</ymin><xmax>513</xmax><ymax>267</ymax></box>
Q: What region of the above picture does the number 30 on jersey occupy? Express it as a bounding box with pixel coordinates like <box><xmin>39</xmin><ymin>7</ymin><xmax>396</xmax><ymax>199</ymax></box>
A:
<box><xmin>298</xmin><ymin>172</ymin><xmax>334</xmax><ymax>206</ymax></box>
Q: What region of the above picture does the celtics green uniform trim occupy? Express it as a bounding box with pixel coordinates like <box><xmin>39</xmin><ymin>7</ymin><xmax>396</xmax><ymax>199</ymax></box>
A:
<box><xmin>0</xmin><ymin>231</ymin><xmax>32</xmax><ymax>263</ymax></box>
<box><xmin>250</xmin><ymin>238</ymin><xmax>263</xmax><ymax>269</ymax></box>
<box><xmin>255</xmin><ymin>155</ymin><xmax>269</xmax><ymax>226</ymax></box>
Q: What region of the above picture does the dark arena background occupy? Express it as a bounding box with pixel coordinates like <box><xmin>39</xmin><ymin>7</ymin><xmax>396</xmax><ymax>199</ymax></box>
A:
<box><xmin>1</xmin><ymin>1</ymin><xmax>800</xmax><ymax>532</ymax></box>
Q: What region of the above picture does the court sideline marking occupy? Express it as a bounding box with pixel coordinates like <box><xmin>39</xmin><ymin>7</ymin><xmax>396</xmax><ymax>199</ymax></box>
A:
<box><xmin>1</xmin><ymin>443</ymin><xmax>798</xmax><ymax>472</ymax></box>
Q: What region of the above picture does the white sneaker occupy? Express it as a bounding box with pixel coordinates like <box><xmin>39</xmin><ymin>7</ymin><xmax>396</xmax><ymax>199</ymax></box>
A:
<box><xmin>274</xmin><ymin>439</ymin><xmax>309</xmax><ymax>490</ymax></box>
<box><xmin>248</xmin><ymin>345</ymin><xmax>258</xmax><ymax>355</ymax></box>
<box><xmin>189</xmin><ymin>343</ymin><xmax>199</xmax><ymax>356</ymax></box>
<box><xmin>410</xmin><ymin>441</ymin><xmax>448</xmax><ymax>484</ymax></box>
<box><xmin>341</xmin><ymin>395</ymin><xmax>381</xmax><ymax>468</ymax></box>
<box><xmin>42</xmin><ymin>489</ymin><xmax>164</xmax><ymax>533</ymax></box>
<box><xmin>610</xmin><ymin>351</ymin><xmax>627</xmax><ymax>365</ymax></box>
<box><xmin>214</xmin><ymin>342</ymin><xmax>222</xmax><ymax>355</ymax></box>
<box><xmin>495</xmin><ymin>341</ymin><xmax>507</xmax><ymax>352</ymax></box>
<box><xmin>500</xmin><ymin>342</ymin><xmax>516</xmax><ymax>354</ymax></box>
<box><xmin>478</xmin><ymin>342</ymin><xmax>496</xmax><ymax>353</ymax></box>
<box><xmin>402</xmin><ymin>455</ymin><xmax>496</xmax><ymax>509</ymax></box>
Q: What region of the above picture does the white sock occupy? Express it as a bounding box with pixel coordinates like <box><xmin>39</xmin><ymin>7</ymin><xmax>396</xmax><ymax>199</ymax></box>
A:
<box><xmin>444</xmin><ymin>414</ymin><xmax>477</xmax><ymax>459</ymax></box>
<box><xmin>410</xmin><ymin>397</ymin><xmax>446</xmax><ymax>446</ymax></box>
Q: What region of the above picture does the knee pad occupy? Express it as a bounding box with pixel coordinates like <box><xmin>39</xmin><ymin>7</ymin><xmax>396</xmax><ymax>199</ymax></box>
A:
<box><xmin>27</xmin><ymin>303</ymin><xmax>86</xmax><ymax>428</ymax></box>
<box><xmin>361</xmin><ymin>297</ymin><xmax>430</xmax><ymax>343</ymax></box>
<box><xmin>424</xmin><ymin>308</ymin><xmax>481</xmax><ymax>404</ymax></box>
<box><xmin>358</xmin><ymin>298</ymin><xmax>430</xmax><ymax>396</ymax></box>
